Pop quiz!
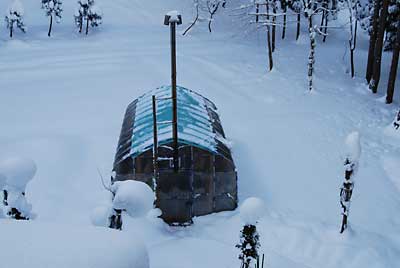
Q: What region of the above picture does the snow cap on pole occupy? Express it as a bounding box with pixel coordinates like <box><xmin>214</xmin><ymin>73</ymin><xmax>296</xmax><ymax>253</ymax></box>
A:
<box><xmin>0</xmin><ymin>157</ymin><xmax>36</xmax><ymax>191</ymax></box>
<box><xmin>345</xmin><ymin>131</ymin><xmax>361</xmax><ymax>162</ymax></box>
<box><xmin>239</xmin><ymin>197</ymin><xmax>266</xmax><ymax>225</ymax></box>
<box><xmin>164</xmin><ymin>10</ymin><xmax>182</xmax><ymax>25</ymax></box>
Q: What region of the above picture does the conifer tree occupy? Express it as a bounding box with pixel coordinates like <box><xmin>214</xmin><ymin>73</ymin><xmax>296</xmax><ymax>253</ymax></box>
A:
<box><xmin>236</xmin><ymin>224</ymin><xmax>260</xmax><ymax>268</ymax></box>
<box><xmin>42</xmin><ymin>0</ymin><xmax>63</xmax><ymax>37</ymax></box>
<box><xmin>384</xmin><ymin>0</ymin><xmax>400</xmax><ymax>51</ymax></box>
<box><xmin>74</xmin><ymin>0</ymin><xmax>102</xmax><ymax>35</ymax></box>
<box><xmin>5</xmin><ymin>0</ymin><xmax>26</xmax><ymax>38</ymax></box>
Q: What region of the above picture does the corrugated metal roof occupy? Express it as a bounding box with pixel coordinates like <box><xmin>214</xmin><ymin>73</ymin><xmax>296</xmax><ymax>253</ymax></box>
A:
<box><xmin>114</xmin><ymin>86</ymin><xmax>232</xmax><ymax>165</ymax></box>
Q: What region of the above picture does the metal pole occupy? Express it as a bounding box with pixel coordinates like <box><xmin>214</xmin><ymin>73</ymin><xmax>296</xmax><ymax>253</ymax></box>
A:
<box><xmin>170</xmin><ymin>22</ymin><xmax>179</xmax><ymax>173</ymax></box>
<box><xmin>152</xmin><ymin>95</ymin><xmax>158</xmax><ymax>191</ymax></box>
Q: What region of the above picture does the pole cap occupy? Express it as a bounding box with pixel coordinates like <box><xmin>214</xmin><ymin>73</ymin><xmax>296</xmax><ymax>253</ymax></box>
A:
<box><xmin>164</xmin><ymin>11</ymin><xmax>182</xmax><ymax>25</ymax></box>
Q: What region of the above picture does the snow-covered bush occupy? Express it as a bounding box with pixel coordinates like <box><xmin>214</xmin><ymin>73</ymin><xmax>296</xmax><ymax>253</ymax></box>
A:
<box><xmin>74</xmin><ymin>0</ymin><xmax>102</xmax><ymax>35</ymax></box>
<box><xmin>393</xmin><ymin>110</ymin><xmax>400</xmax><ymax>130</ymax></box>
<box><xmin>5</xmin><ymin>0</ymin><xmax>26</xmax><ymax>38</ymax></box>
<box><xmin>0</xmin><ymin>173</ymin><xmax>6</xmax><ymax>218</ymax></box>
<box><xmin>91</xmin><ymin>180</ymin><xmax>154</xmax><ymax>230</ymax></box>
<box><xmin>236</xmin><ymin>197</ymin><xmax>265</xmax><ymax>268</ymax></box>
<box><xmin>0</xmin><ymin>157</ymin><xmax>36</xmax><ymax>220</ymax></box>
<box><xmin>239</xmin><ymin>197</ymin><xmax>266</xmax><ymax>225</ymax></box>
<box><xmin>41</xmin><ymin>0</ymin><xmax>63</xmax><ymax>37</ymax></box>
<box><xmin>340</xmin><ymin>132</ymin><xmax>361</xmax><ymax>233</ymax></box>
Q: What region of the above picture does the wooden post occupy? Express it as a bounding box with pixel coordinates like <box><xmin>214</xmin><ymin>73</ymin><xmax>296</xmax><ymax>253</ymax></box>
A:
<box><xmin>164</xmin><ymin>13</ymin><xmax>182</xmax><ymax>173</ymax></box>
<box><xmin>152</xmin><ymin>95</ymin><xmax>158</xmax><ymax>190</ymax></box>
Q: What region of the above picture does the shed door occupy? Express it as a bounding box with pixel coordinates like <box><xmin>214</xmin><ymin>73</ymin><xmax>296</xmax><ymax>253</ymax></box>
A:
<box><xmin>157</xmin><ymin>169</ymin><xmax>193</xmax><ymax>224</ymax></box>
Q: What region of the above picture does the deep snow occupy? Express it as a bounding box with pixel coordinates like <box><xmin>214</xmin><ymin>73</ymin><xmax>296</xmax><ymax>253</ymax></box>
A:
<box><xmin>0</xmin><ymin>0</ymin><xmax>399</xmax><ymax>267</ymax></box>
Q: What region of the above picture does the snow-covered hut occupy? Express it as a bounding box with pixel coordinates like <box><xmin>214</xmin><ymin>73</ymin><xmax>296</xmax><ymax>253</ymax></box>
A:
<box><xmin>113</xmin><ymin>85</ymin><xmax>237</xmax><ymax>224</ymax></box>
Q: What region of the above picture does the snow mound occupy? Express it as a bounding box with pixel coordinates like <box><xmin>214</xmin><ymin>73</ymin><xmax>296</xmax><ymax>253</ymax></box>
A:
<box><xmin>112</xmin><ymin>180</ymin><xmax>154</xmax><ymax>218</ymax></box>
<box><xmin>239</xmin><ymin>197</ymin><xmax>266</xmax><ymax>225</ymax></box>
<box><xmin>91</xmin><ymin>204</ymin><xmax>113</xmax><ymax>227</ymax></box>
<box><xmin>345</xmin><ymin>131</ymin><xmax>361</xmax><ymax>162</ymax></box>
<box><xmin>0</xmin><ymin>157</ymin><xmax>36</xmax><ymax>191</ymax></box>
<box><xmin>0</xmin><ymin>220</ymin><xmax>149</xmax><ymax>268</ymax></box>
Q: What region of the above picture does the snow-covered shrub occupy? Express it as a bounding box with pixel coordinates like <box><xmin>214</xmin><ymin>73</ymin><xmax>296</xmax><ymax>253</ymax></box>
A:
<box><xmin>0</xmin><ymin>157</ymin><xmax>36</xmax><ymax>220</ymax></box>
<box><xmin>91</xmin><ymin>180</ymin><xmax>154</xmax><ymax>230</ymax></box>
<box><xmin>393</xmin><ymin>110</ymin><xmax>400</xmax><ymax>130</ymax></box>
<box><xmin>5</xmin><ymin>0</ymin><xmax>26</xmax><ymax>38</ymax></box>
<box><xmin>87</xmin><ymin>4</ymin><xmax>102</xmax><ymax>29</ymax></box>
<box><xmin>236</xmin><ymin>197</ymin><xmax>265</xmax><ymax>268</ymax></box>
<box><xmin>41</xmin><ymin>0</ymin><xmax>63</xmax><ymax>37</ymax></box>
<box><xmin>0</xmin><ymin>173</ymin><xmax>6</xmax><ymax>218</ymax></box>
<box><xmin>340</xmin><ymin>132</ymin><xmax>361</xmax><ymax>233</ymax></box>
<box><xmin>239</xmin><ymin>197</ymin><xmax>266</xmax><ymax>225</ymax></box>
<box><xmin>74</xmin><ymin>0</ymin><xmax>102</xmax><ymax>35</ymax></box>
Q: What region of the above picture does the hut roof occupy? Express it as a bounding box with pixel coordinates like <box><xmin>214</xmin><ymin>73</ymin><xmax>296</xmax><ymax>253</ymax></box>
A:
<box><xmin>114</xmin><ymin>86</ymin><xmax>232</xmax><ymax>166</ymax></box>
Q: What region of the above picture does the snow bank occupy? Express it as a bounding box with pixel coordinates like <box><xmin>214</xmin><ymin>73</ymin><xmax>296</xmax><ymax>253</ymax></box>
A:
<box><xmin>239</xmin><ymin>197</ymin><xmax>266</xmax><ymax>225</ymax></box>
<box><xmin>0</xmin><ymin>157</ymin><xmax>36</xmax><ymax>191</ymax></box>
<box><xmin>112</xmin><ymin>180</ymin><xmax>154</xmax><ymax>218</ymax></box>
<box><xmin>0</xmin><ymin>220</ymin><xmax>149</xmax><ymax>268</ymax></box>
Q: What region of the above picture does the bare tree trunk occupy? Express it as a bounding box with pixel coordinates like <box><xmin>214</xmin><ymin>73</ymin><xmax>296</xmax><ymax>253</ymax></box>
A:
<box><xmin>282</xmin><ymin>5</ymin><xmax>287</xmax><ymax>39</ymax></box>
<box><xmin>86</xmin><ymin>17</ymin><xmax>90</xmax><ymax>35</ymax></box>
<box><xmin>208</xmin><ymin>2</ymin><xmax>220</xmax><ymax>33</ymax></box>
<box><xmin>386</xmin><ymin>21</ymin><xmax>400</xmax><ymax>104</ymax></box>
<box><xmin>272</xmin><ymin>2</ymin><xmax>276</xmax><ymax>52</ymax></box>
<box><xmin>296</xmin><ymin>13</ymin><xmax>301</xmax><ymax>40</ymax></box>
<box><xmin>9</xmin><ymin>24</ymin><xmax>13</xmax><ymax>38</ymax></box>
<box><xmin>369</xmin><ymin>0</ymin><xmax>390</xmax><ymax>93</ymax></box>
<box><xmin>350</xmin><ymin>21</ymin><xmax>358</xmax><ymax>78</ymax></box>
<box><xmin>256</xmin><ymin>3</ymin><xmax>260</xmax><ymax>23</ymax></box>
<box><xmin>48</xmin><ymin>15</ymin><xmax>53</xmax><ymax>37</ymax></box>
<box><xmin>267</xmin><ymin>25</ymin><xmax>274</xmax><ymax>71</ymax></box>
<box><xmin>366</xmin><ymin>0</ymin><xmax>381</xmax><ymax>83</ymax></box>
<box><xmin>183</xmin><ymin>2</ymin><xmax>199</xmax><ymax>36</ymax></box>
<box><xmin>308</xmin><ymin>10</ymin><xmax>316</xmax><ymax>91</ymax></box>
<box><xmin>322</xmin><ymin>13</ymin><xmax>328</xmax><ymax>42</ymax></box>
<box><xmin>79</xmin><ymin>18</ymin><xmax>83</xmax><ymax>33</ymax></box>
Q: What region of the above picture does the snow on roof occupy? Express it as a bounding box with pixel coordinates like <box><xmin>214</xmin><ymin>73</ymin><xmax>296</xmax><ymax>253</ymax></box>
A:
<box><xmin>115</xmin><ymin>85</ymin><xmax>232</xmax><ymax>163</ymax></box>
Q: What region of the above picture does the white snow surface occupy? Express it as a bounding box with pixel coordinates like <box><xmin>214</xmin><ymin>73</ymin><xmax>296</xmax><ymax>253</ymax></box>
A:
<box><xmin>0</xmin><ymin>220</ymin><xmax>149</xmax><ymax>268</ymax></box>
<box><xmin>239</xmin><ymin>197</ymin><xmax>266</xmax><ymax>225</ymax></box>
<box><xmin>0</xmin><ymin>0</ymin><xmax>399</xmax><ymax>267</ymax></box>
<box><xmin>112</xmin><ymin>180</ymin><xmax>154</xmax><ymax>218</ymax></box>
<box><xmin>0</xmin><ymin>156</ymin><xmax>36</xmax><ymax>191</ymax></box>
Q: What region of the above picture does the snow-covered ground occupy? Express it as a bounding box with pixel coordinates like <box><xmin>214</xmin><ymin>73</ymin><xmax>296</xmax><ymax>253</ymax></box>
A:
<box><xmin>0</xmin><ymin>0</ymin><xmax>399</xmax><ymax>267</ymax></box>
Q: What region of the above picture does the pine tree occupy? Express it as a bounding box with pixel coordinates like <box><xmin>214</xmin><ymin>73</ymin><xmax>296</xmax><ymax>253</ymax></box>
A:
<box><xmin>5</xmin><ymin>0</ymin><xmax>26</xmax><ymax>38</ymax></box>
<box><xmin>236</xmin><ymin>224</ymin><xmax>260</xmax><ymax>268</ymax></box>
<box><xmin>42</xmin><ymin>0</ymin><xmax>63</xmax><ymax>37</ymax></box>
<box><xmin>87</xmin><ymin>3</ymin><xmax>103</xmax><ymax>34</ymax></box>
<box><xmin>74</xmin><ymin>0</ymin><xmax>102</xmax><ymax>35</ymax></box>
<box><xmin>384</xmin><ymin>0</ymin><xmax>400</xmax><ymax>50</ymax></box>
